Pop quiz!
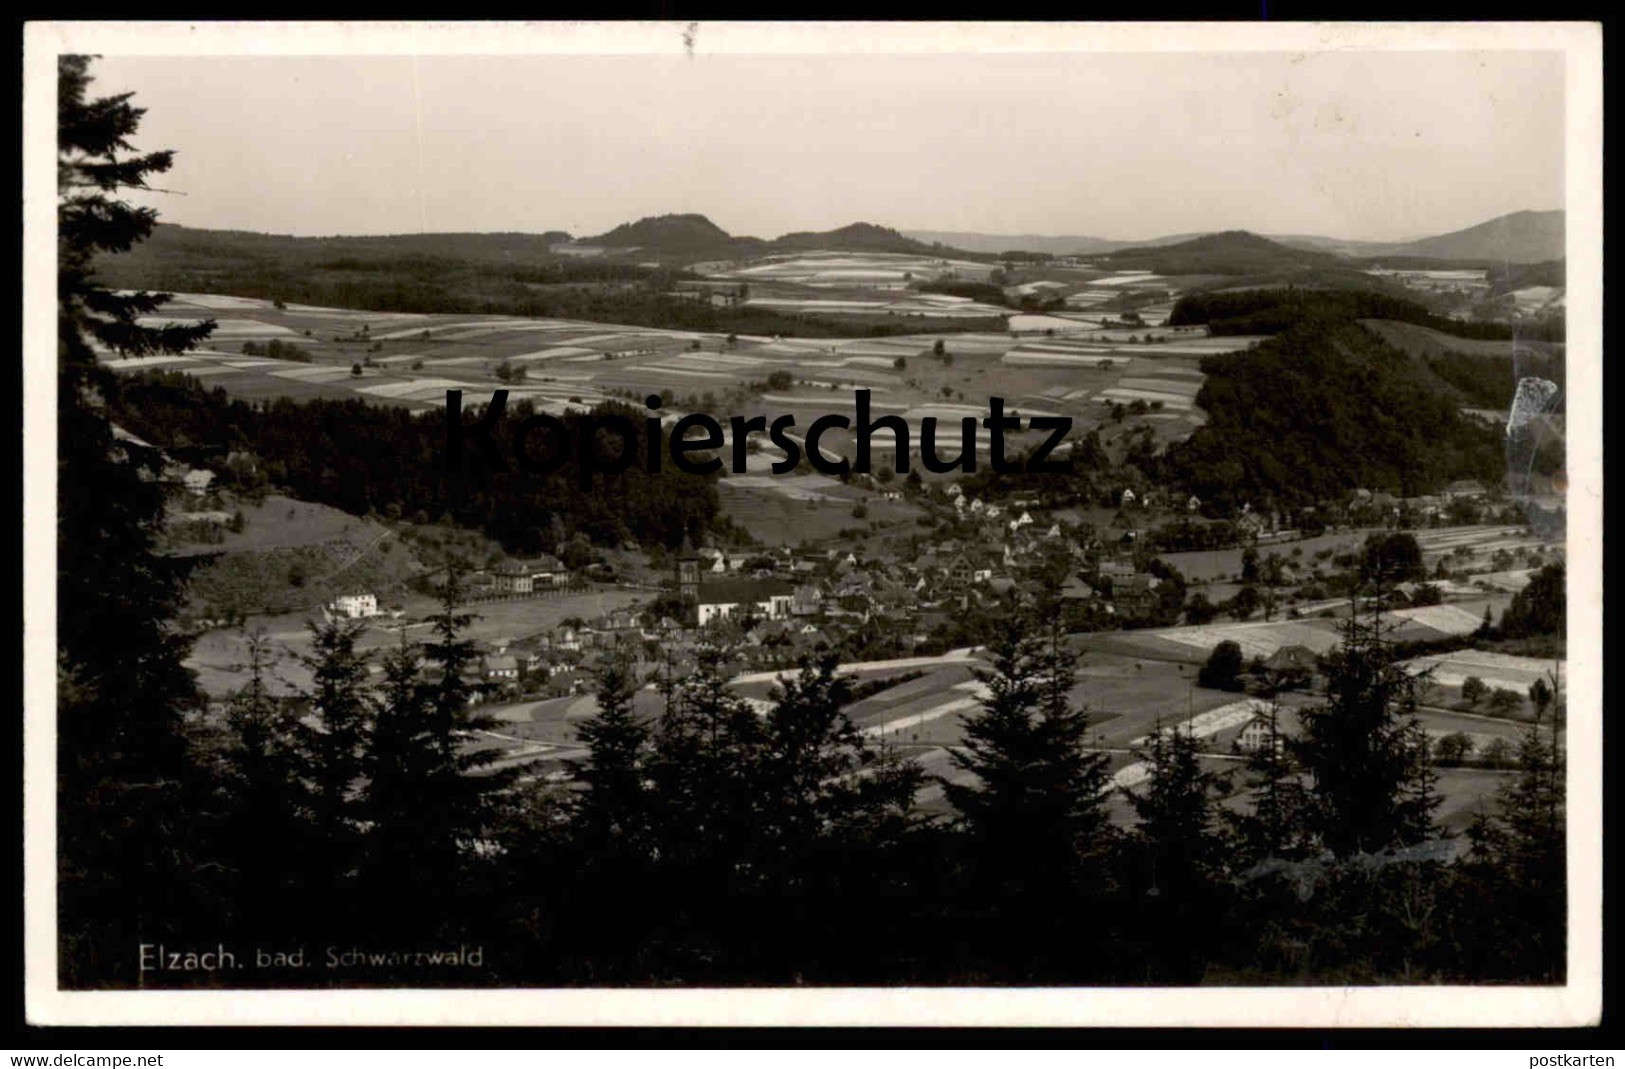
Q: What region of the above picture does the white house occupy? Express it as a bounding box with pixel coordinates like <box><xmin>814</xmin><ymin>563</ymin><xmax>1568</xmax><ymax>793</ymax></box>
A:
<box><xmin>182</xmin><ymin>468</ymin><xmax>215</xmax><ymax>496</ymax></box>
<box><xmin>1237</xmin><ymin>708</ymin><xmax>1285</xmax><ymax>755</ymax></box>
<box><xmin>696</xmin><ymin>579</ymin><xmax>796</xmax><ymax>627</ymax></box>
<box><xmin>484</xmin><ymin>654</ymin><xmax>520</xmax><ymax>683</ymax></box>
<box><xmin>332</xmin><ymin>594</ymin><xmax>379</xmax><ymax>619</ymax></box>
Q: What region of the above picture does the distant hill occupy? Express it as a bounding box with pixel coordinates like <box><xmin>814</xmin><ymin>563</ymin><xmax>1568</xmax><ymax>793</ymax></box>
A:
<box><xmin>589</xmin><ymin>213</ymin><xmax>743</xmax><ymax>252</ymax></box>
<box><xmin>903</xmin><ymin>230</ymin><xmax>1127</xmax><ymax>256</ymax></box>
<box><xmin>117</xmin><ymin>225</ymin><xmax>580</xmax><ymax>268</ymax></box>
<box><xmin>900</xmin><ymin>230</ymin><xmax>1227</xmax><ymax>256</ymax></box>
<box><xmin>1276</xmin><ymin>211</ymin><xmax>1565</xmax><ymax>264</ymax></box>
<box><xmin>1380</xmin><ymin>210</ymin><xmax>1564</xmax><ymax>264</ymax></box>
<box><xmin>909</xmin><ymin>210</ymin><xmax>1565</xmax><ymax>264</ymax></box>
<box><xmin>772</xmin><ymin>221</ymin><xmax>951</xmax><ymax>256</ymax></box>
<box><xmin>580</xmin><ymin>214</ymin><xmax>988</xmax><ymax>259</ymax></box>
<box><xmin>1268</xmin><ymin>234</ymin><xmax>1405</xmax><ymax>258</ymax></box>
<box><xmin>1095</xmin><ymin>230</ymin><xmax>1350</xmax><ymax>276</ymax></box>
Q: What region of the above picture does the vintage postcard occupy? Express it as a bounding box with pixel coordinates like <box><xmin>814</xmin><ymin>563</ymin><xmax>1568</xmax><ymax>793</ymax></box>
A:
<box><xmin>22</xmin><ymin>21</ymin><xmax>1601</xmax><ymax>1027</ymax></box>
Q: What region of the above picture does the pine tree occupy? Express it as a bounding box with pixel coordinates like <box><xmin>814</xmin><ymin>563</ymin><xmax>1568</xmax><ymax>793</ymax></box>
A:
<box><xmin>1125</xmin><ymin>724</ymin><xmax>1227</xmax><ymax>893</ymax></box>
<box><xmin>757</xmin><ymin>656</ymin><xmax>861</xmax><ymax>848</ymax></box>
<box><xmin>944</xmin><ymin>609</ymin><xmax>1111</xmax><ymax>891</ymax></box>
<box><xmin>757</xmin><ymin>654</ymin><xmax>924</xmax><ymax>863</ymax></box>
<box><xmin>571</xmin><ymin>644</ymin><xmax>653</xmax><ymax>851</ymax></box>
<box><xmin>415</xmin><ymin>557</ymin><xmax>520</xmax><ymax>887</ymax></box>
<box><xmin>646</xmin><ymin>640</ymin><xmax>764</xmax><ymax>874</ymax></box>
<box><xmin>1289</xmin><ymin>602</ymin><xmax>1441</xmax><ymax>857</ymax></box>
<box><xmin>56</xmin><ymin>54</ymin><xmax>219</xmax><ymax>985</ymax></box>
<box><xmin>1461</xmin><ymin>667</ymin><xmax>1565</xmax><ymax>979</ymax></box>
<box><xmin>362</xmin><ymin>627</ymin><xmax>434</xmax><ymax>891</ymax></box>
<box><xmin>217</xmin><ymin>631</ymin><xmax>313</xmax><ymax>935</ymax></box>
<box><xmin>358</xmin><ymin>562</ymin><xmax>519</xmax><ymax>935</ymax></box>
<box><xmin>1122</xmin><ymin>722</ymin><xmax>1231</xmax><ymax>982</ymax></box>
<box><xmin>1227</xmin><ymin>700</ymin><xmax>1311</xmax><ymax>864</ymax></box>
<box><xmin>299</xmin><ymin>617</ymin><xmax>372</xmax><ymax>880</ymax></box>
<box><xmin>757</xmin><ymin>655</ymin><xmax>925</xmax><ymax>979</ymax></box>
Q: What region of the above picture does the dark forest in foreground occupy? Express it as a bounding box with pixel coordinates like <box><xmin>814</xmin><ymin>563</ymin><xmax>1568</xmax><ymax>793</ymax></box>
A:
<box><xmin>61</xmin><ymin>563</ymin><xmax>1568</xmax><ymax>988</ymax></box>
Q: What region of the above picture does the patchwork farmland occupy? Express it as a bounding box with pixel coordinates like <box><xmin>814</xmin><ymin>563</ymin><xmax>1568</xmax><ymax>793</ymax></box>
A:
<box><xmin>102</xmin><ymin>290</ymin><xmax>1260</xmax><ymax>476</ymax></box>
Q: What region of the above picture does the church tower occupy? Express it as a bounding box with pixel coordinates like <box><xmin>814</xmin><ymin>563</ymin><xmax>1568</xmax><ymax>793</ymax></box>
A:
<box><xmin>677</xmin><ymin>556</ymin><xmax>700</xmax><ymax>604</ymax></box>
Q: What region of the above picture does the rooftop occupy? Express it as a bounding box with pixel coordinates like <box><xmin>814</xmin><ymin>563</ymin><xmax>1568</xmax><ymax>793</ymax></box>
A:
<box><xmin>697</xmin><ymin>578</ymin><xmax>796</xmax><ymax>604</ymax></box>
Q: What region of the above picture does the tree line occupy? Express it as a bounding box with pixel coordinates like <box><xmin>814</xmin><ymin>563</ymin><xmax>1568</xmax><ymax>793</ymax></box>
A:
<box><xmin>109</xmin><ymin>374</ymin><xmax>728</xmax><ymax>557</ymax></box>
<box><xmin>1167</xmin><ymin>286</ymin><xmax>1562</xmax><ymax>341</ymax></box>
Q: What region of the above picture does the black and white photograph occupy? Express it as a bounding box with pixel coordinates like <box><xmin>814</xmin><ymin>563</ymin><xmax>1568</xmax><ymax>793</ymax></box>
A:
<box><xmin>23</xmin><ymin>21</ymin><xmax>1601</xmax><ymax>1028</ymax></box>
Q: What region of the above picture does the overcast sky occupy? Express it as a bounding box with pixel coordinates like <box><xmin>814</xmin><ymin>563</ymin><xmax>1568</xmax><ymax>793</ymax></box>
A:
<box><xmin>88</xmin><ymin>49</ymin><xmax>1564</xmax><ymax>242</ymax></box>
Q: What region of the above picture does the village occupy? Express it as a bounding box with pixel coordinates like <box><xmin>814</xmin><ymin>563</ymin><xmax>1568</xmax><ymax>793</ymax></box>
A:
<box><xmin>170</xmin><ymin>453</ymin><xmax>1553</xmax><ymax>833</ymax></box>
<box><xmin>290</xmin><ymin>473</ymin><xmax>1541</xmax><ymax>687</ymax></box>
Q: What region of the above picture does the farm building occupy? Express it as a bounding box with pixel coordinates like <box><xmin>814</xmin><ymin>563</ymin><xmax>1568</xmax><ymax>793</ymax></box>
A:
<box><xmin>331</xmin><ymin>593</ymin><xmax>379</xmax><ymax>619</ymax></box>
<box><xmin>696</xmin><ymin>578</ymin><xmax>796</xmax><ymax>627</ymax></box>
<box><xmin>484</xmin><ymin>655</ymin><xmax>520</xmax><ymax>683</ymax></box>
<box><xmin>1237</xmin><ymin>712</ymin><xmax>1285</xmax><ymax>755</ymax></box>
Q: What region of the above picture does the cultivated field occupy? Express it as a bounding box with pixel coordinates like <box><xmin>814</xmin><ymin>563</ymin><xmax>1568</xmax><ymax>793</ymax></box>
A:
<box><xmin>108</xmin><ymin>290</ymin><xmax>1264</xmax><ymax>539</ymax></box>
<box><xmin>1087</xmin><ymin>591</ymin><xmax>1513</xmax><ymax>666</ymax></box>
<box><xmin>106</xmin><ymin>294</ymin><xmax>1253</xmax><ymax>443</ymax></box>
